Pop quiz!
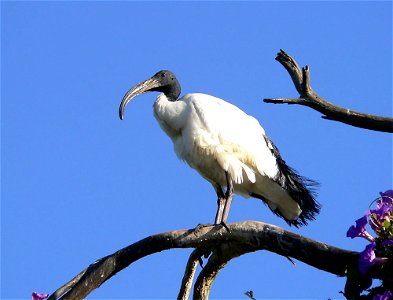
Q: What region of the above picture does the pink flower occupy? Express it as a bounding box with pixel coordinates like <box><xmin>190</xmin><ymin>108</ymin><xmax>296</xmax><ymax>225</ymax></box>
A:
<box><xmin>32</xmin><ymin>292</ymin><xmax>49</xmax><ymax>300</ymax></box>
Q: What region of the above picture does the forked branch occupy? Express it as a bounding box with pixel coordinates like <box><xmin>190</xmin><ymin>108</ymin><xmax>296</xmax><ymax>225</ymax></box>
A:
<box><xmin>264</xmin><ymin>49</ymin><xmax>393</xmax><ymax>133</ymax></box>
<box><xmin>48</xmin><ymin>221</ymin><xmax>358</xmax><ymax>300</ymax></box>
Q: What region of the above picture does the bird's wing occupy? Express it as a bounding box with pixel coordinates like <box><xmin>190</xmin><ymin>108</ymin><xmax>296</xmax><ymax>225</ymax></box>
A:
<box><xmin>181</xmin><ymin>93</ymin><xmax>320</xmax><ymax>227</ymax></box>
<box><xmin>183</xmin><ymin>93</ymin><xmax>279</xmax><ymax>181</ymax></box>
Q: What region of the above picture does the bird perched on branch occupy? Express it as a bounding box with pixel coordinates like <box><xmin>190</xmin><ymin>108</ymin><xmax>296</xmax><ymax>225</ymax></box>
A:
<box><xmin>119</xmin><ymin>70</ymin><xmax>320</xmax><ymax>227</ymax></box>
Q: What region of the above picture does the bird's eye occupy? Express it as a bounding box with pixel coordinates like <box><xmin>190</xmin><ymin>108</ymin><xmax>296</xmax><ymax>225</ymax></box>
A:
<box><xmin>161</xmin><ymin>73</ymin><xmax>165</xmax><ymax>78</ymax></box>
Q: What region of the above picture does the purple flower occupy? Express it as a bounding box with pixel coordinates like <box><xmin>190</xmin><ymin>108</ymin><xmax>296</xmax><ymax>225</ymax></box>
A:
<box><xmin>380</xmin><ymin>190</ymin><xmax>393</xmax><ymax>201</ymax></box>
<box><xmin>371</xmin><ymin>203</ymin><xmax>392</xmax><ymax>220</ymax></box>
<box><xmin>32</xmin><ymin>292</ymin><xmax>48</xmax><ymax>300</ymax></box>
<box><xmin>347</xmin><ymin>215</ymin><xmax>375</xmax><ymax>242</ymax></box>
<box><xmin>358</xmin><ymin>242</ymin><xmax>388</xmax><ymax>275</ymax></box>
<box><xmin>377</xmin><ymin>190</ymin><xmax>393</xmax><ymax>213</ymax></box>
<box><xmin>382</xmin><ymin>238</ymin><xmax>393</xmax><ymax>247</ymax></box>
<box><xmin>373</xmin><ymin>291</ymin><xmax>392</xmax><ymax>300</ymax></box>
<box><xmin>358</xmin><ymin>242</ymin><xmax>376</xmax><ymax>274</ymax></box>
<box><xmin>369</xmin><ymin>193</ymin><xmax>392</xmax><ymax>235</ymax></box>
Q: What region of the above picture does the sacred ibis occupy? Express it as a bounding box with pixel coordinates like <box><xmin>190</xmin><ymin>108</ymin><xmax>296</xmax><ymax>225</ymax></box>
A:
<box><xmin>119</xmin><ymin>70</ymin><xmax>320</xmax><ymax>227</ymax></box>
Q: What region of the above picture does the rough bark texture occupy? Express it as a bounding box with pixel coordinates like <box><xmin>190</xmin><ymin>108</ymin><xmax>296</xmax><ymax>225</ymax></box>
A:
<box><xmin>264</xmin><ymin>50</ymin><xmax>393</xmax><ymax>133</ymax></box>
<box><xmin>178</xmin><ymin>248</ymin><xmax>203</xmax><ymax>300</ymax></box>
<box><xmin>48</xmin><ymin>221</ymin><xmax>358</xmax><ymax>300</ymax></box>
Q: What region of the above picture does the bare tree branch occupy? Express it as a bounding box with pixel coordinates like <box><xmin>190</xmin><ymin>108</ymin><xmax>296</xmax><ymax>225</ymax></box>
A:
<box><xmin>193</xmin><ymin>243</ymin><xmax>256</xmax><ymax>299</ymax></box>
<box><xmin>264</xmin><ymin>49</ymin><xmax>393</xmax><ymax>133</ymax></box>
<box><xmin>48</xmin><ymin>221</ymin><xmax>358</xmax><ymax>300</ymax></box>
<box><xmin>193</xmin><ymin>245</ymin><xmax>229</xmax><ymax>299</ymax></box>
<box><xmin>178</xmin><ymin>248</ymin><xmax>203</xmax><ymax>300</ymax></box>
<box><xmin>48</xmin><ymin>269</ymin><xmax>87</xmax><ymax>300</ymax></box>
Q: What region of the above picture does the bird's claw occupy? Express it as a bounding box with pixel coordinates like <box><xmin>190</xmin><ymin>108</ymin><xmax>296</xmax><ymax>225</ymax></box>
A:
<box><xmin>219</xmin><ymin>221</ymin><xmax>231</xmax><ymax>232</ymax></box>
<box><xmin>193</xmin><ymin>222</ymin><xmax>230</xmax><ymax>234</ymax></box>
<box><xmin>193</xmin><ymin>223</ymin><xmax>213</xmax><ymax>235</ymax></box>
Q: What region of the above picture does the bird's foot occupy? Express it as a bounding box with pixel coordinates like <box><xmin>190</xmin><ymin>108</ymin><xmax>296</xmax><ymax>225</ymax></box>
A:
<box><xmin>193</xmin><ymin>222</ymin><xmax>230</xmax><ymax>234</ymax></box>
<box><xmin>219</xmin><ymin>221</ymin><xmax>231</xmax><ymax>232</ymax></box>
<box><xmin>193</xmin><ymin>223</ymin><xmax>214</xmax><ymax>235</ymax></box>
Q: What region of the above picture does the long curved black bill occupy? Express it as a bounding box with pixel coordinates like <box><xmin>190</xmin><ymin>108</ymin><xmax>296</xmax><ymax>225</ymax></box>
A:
<box><xmin>119</xmin><ymin>78</ymin><xmax>160</xmax><ymax>120</ymax></box>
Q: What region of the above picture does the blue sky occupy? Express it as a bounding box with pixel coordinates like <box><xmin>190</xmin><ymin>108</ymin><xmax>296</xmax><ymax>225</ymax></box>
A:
<box><xmin>2</xmin><ymin>1</ymin><xmax>392</xmax><ymax>299</ymax></box>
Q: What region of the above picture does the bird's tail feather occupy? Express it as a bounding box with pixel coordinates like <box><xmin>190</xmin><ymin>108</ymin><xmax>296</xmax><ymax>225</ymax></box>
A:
<box><xmin>259</xmin><ymin>136</ymin><xmax>321</xmax><ymax>227</ymax></box>
<box><xmin>274</xmin><ymin>163</ymin><xmax>320</xmax><ymax>227</ymax></box>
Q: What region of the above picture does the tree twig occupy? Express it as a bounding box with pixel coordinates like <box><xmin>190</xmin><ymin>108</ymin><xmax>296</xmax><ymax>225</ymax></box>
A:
<box><xmin>264</xmin><ymin>49</ymin><xmax>393</xmax><ymax>133</ymax></box>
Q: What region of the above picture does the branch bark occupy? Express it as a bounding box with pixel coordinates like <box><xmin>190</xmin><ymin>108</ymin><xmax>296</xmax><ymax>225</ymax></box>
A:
<box><xmin>178</xmin><ymin>248</ymin><xmax>203</xmax><ymax>300</ymax></box>
<box><xmin>48</xmin><ymin>221</ymin><xmax>358</xmax><ymax>300</ymax></box>
<box><xmin>193</xmin><ymin>243</ymin><xmax>256</xmax><ymax>299</ymax></box>
<box><xmin>264</xmin><ymin>49</ymin><xmax>393</xmax><ymax>133</ymax></box>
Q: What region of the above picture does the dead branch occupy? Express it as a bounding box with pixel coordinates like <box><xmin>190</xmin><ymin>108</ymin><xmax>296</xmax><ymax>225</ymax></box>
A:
<box><xmin>48</xmin><ymin>221</ymin><xmax>358</xmax><ymax>300</ymax></box>
<box><xmin>264</xmin><ymin>49</ymin><xmax>393</xmax><ymax>133</ymax></box>
<box><xmin>193</xmin><ymin>242</ymin><xmax>256</xmax><ymax>299</ymax></box>
<box><xmin>178</xmin><ymin>248</ymin><xmax>204</xmax><ymax>300</ymax></box>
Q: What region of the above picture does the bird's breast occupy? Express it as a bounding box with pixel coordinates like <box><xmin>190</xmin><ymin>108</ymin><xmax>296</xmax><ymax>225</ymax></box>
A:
<box><xmin>153</xmin><ymin>94</ymin><xmax>187</xmax><ymax>140</ymax></box>
<box><xmin>175</xmin><ymin>137</ymin><xmax>228</xmax><ymax>186</ymax></box>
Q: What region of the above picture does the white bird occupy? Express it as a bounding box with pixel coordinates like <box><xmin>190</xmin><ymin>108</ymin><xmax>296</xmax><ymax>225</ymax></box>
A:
<box><xmin>119</xmin><ymin>70</ymin><xmax>320</xmax><ymax>227</ymax></box>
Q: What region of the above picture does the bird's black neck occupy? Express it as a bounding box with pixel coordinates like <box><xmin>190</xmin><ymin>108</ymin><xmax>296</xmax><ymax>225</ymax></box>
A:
<box><xmin>150</xmin><ymin>70</ymin><xmax>181</xmax><ymax>101</ymax></box>
<box><xmin>163</xmin><ymin>83</ymin><xmax>180</xmax><ymax>102</ymax></box>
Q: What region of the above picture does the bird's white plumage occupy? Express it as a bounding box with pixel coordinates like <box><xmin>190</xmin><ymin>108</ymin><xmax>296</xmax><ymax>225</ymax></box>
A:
<box><xmin>153</xmin><ymin>93</ymin><xmax>302</xmax><ymax>220</ymax></box>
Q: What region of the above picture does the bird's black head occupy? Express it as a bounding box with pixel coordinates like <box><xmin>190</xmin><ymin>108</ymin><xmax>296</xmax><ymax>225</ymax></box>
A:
<box><xmin>119</xmin><ymin>70</ymin><xmax>181</xmax><ymax>120</ymax></box>
<box><xmin>149</xmin><ymin>70</ymin><xmax>181</xmax><ymax>101</ymax></box>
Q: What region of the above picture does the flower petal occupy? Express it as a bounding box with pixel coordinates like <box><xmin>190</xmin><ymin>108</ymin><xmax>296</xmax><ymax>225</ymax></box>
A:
<box><xmin>32</xmin><ymin>292</ymin><xmax>49</xmax><ymax>300</ymax></box>
<box><xmin>371</xmin><ymin>203</ymin><xmax>392</xmax><ymax>220</ymax></box>
<box><xmin>382</xmin><ymin>238</ymin><xmax>393</xmax><ymax>247</ymax></box>
<box><xmin>347</xmin><ymin>215</ymin><xmax>374</xmax><ymax>241</ymax></box>
<box><xmin>380</xmin><ymin>190</ymin><xmax>393</xmax><ymax>199</ymax></box>
<box><xmin>358</xmin><ymin>242</ymin><xmax>376</xmax><ymax>274</ymax></box>
<box><xmin>373</xmin><ymin>291</ymin><xmax>392</xmax><ymax>300</ymax></box>
<box><xmin>380</xmin><ymin>190</ymin><xmax>393</xmax><ymax>205</ymax></box>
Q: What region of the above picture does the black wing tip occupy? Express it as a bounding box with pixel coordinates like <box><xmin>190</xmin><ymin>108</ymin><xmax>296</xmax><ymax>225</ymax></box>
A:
<box><xmin>256</xmin><ymin>135</ymin><xmax>322</xmax><ymax>227</ymax></box>
<box><xmin>287</xmin><ymin>201</ymin><xmax>321</xmax><ymax>227</ymax></box>
<box><xmin>251</xmin><ymin>170</ymin><xmax>321</xmax><ymax>228</ymax></box>
<box><xmin>262</xmin><ymin>135</ymin><xmax>321</xmax><ymax>223</ymax></box>
<box><xmin>252</xmin><ymin>192</ymin><xmax>321</xmax><ymax>228</ymax></box>
<box><xmin>278</xmin><ymin>168</ymin><xmax>321</xmax><ymax>227</ymax></box>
